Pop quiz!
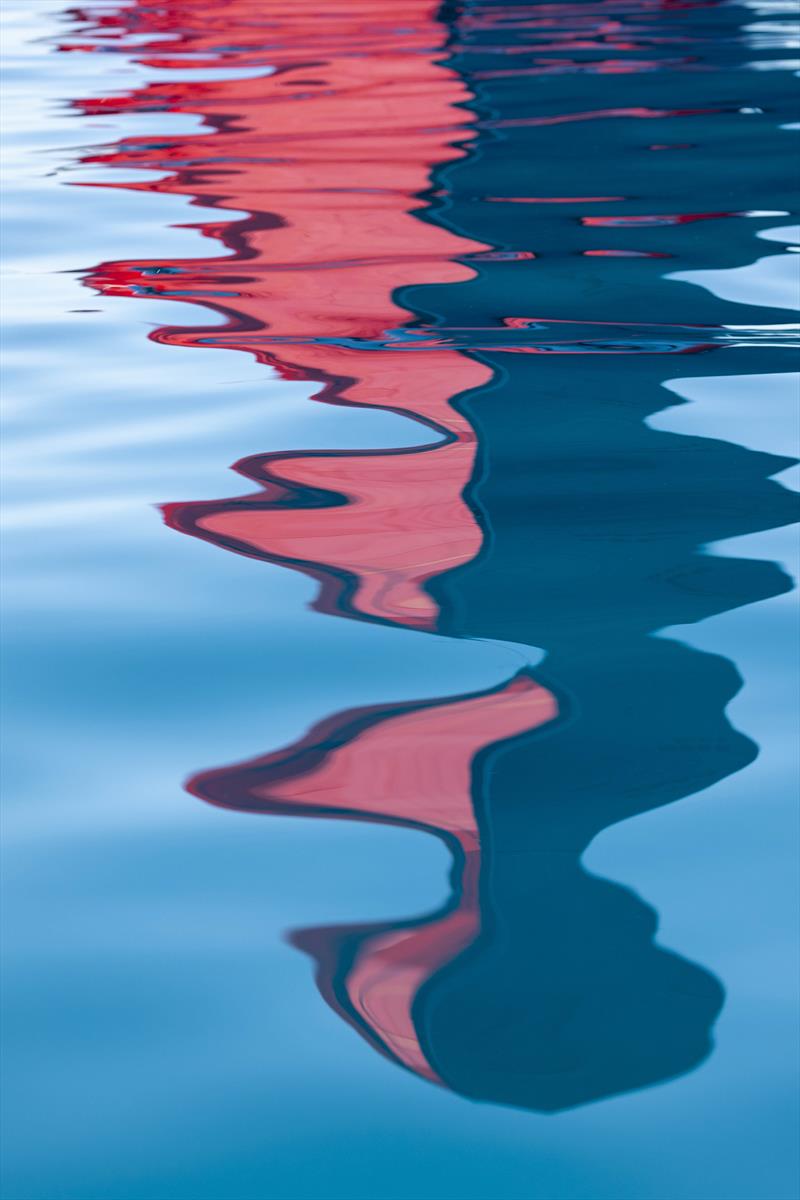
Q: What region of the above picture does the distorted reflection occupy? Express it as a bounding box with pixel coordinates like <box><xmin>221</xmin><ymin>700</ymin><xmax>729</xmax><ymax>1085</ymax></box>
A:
<box><xmin>65</xmin><ymin>0</ymin><xmax>798</xmax><ymax>1111</ymax></box>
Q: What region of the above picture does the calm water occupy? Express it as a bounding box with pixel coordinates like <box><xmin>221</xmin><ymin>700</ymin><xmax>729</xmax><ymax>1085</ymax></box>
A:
<box><xmin>1</xmin><ymin>1</ymin><xmax>799</xmax><ymax>1197</ymax></box>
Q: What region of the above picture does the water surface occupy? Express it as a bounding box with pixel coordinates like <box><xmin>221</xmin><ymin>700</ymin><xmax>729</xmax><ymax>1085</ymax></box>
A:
<box><xmin>1</xmin><ymin>1</ymin><xmax>799</xmax><ymax>1197</ymax></box>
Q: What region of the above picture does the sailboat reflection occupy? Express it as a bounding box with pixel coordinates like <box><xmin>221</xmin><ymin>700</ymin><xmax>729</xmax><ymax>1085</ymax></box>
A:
<box><xmin>67</xmin><ymin>0</ymin><xmax>798</xmax><ymax>1110</ymax></box>
<box><xmin>180</xmin><ymin>344</ymin><xmax>796</xmax><ymax>1112</ymax></box>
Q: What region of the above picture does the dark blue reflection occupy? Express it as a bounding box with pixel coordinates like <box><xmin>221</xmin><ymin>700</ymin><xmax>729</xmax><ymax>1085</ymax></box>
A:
<box><xmin>392</xmin><ymin>0</ymin><xmax>800</xmax><ymax>1110</ymax></box>
<box><xmin>142</xmin><ymin>0</ymin><xmax>799</xmax><ymax>1114</ymax></box>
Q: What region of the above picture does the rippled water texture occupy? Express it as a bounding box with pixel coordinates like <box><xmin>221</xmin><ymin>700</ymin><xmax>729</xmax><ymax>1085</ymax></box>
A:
<box><xmin>2</xmin><ymin>2</ymin><xmax>799</xmax><ymax>1198</ymax></box>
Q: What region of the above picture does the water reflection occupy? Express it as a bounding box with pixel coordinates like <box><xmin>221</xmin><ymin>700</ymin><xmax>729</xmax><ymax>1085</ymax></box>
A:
<box><xmin>190</xmin><ymin>670</ymin><xmax>557</xmax><ymax>1087</ymax></box>
<box><xmin>65</xmin><ymin>0</ymin><xmax>798</xmax><ymax>1112</ymax></box>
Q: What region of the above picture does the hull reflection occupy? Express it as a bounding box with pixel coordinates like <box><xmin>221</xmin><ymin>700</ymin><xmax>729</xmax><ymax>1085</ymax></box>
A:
<box><xmin>65</xmin><ymin>0</ymin><xmax>798</xmax><ymax>1112</ymax></box>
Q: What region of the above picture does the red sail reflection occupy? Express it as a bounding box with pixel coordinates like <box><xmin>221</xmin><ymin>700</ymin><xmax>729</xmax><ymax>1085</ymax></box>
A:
<box><xmin>70</xmin><ymin>0</ymin><xmax>492</xmax><ymax>631</ymax></box>
<box><xmin>64</xmin><ymin>0</ymin><xmax>560</xmax><ymax>1088</ymax></box>
<box><xmin>190</xmin><ymin>672</ymin><xmax>558</xmax><ymax>1084</ymax></box>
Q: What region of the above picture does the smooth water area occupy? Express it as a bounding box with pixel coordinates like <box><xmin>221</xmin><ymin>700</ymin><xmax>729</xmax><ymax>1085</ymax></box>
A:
<box><xmin>1</xmin><ymin>2</ymin><xmax>798</xmax><ymax>1198</ymax></box>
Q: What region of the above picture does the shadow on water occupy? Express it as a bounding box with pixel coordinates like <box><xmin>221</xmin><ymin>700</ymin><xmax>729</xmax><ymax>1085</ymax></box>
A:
<box><xmin>66</xmin><ymin>0</ymin><xmax>798</xmax><ymax>1110</ymax></box>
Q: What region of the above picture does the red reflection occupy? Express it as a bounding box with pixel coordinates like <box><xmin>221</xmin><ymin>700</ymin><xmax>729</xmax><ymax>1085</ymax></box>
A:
<box><xmin>190</xmin><ymin>671</ymin><xmax>558</xmax><ymax>1083</ymax></box>
<box><xmin>484</xmin><ymin>195</ymin><xmax>624</xmax><ymax>203</ymax></box>
<box><xmin>60</xmin><ymin>0</ymin><xmax>723</xmax><ymax>1105</ymax></box>
<box><xmin>582</xmin><ymin>210</ymin><xmax>743</xmax><ymax>226</ymax></box>
<box><xmin>70</xmin><ymin>0</ymin><xmax>492</xmax><ymax>631</ymax></box>
<box><xmin>583</xmin><ymin>248</ymin><xmax>672</xmax><ymax>256</ymax></box>
<box><xmin>62</xmin><ymin>0</ymin><xmax>565</xmax><ymax>1094</ymax></box>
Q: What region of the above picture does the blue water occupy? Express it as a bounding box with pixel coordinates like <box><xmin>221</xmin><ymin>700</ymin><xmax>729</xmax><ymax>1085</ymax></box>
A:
<box><xmin>1</xmin><ymin>2</ymin><xmax>799</xmax><ymax>1198</ymax></box>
